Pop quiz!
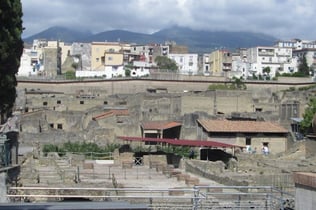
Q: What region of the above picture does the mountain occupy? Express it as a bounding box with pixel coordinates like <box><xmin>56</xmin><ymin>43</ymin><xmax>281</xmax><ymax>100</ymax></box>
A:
<box><xmin>23</xmin><ymin>26</ymin><xmax>277</xmax><ymax>53</ymax></box>
<box><xmin>83</xmin><ymin>29</ymin><xmax>164</xmax><ymax>44</ymax></box>
<box><xmin>23</xmin><ymin>26</ymin><xmax>92</xmax><ymax>43</ymax></box>
<box><xmin>153</xmin><ymin>26</ymin><xmax>277</xmax><ymax>52</ymax></box>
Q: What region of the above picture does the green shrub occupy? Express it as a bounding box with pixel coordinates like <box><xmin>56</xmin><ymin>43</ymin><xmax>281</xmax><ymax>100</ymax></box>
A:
<box><xmin>42</xmin><ymin>142</ymin><xmax>121</xmax><ymax>159</ymax></box>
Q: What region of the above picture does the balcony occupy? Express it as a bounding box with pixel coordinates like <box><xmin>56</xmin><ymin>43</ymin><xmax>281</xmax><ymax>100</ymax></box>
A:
<box><xmin>258</xmin><ymin>49</ymin><xmax>274</xmax><ymax>56</ymax></box>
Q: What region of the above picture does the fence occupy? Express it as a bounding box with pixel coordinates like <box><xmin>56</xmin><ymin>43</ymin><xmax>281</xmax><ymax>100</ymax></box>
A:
<box><xmin>185</xmin><ymin>160</ymin><xmax>295</xmax><ymax>194</ymax></box>
<box><xmin>7</xmin><ymin>185</ymin><xmax>293</xmax><ymax>210</ymax></box>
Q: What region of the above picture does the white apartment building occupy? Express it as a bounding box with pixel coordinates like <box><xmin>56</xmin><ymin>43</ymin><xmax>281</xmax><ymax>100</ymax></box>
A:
<box><xmin>18</xmin><ymin>39</ymin><xmax>48</xmax><ymax>77</ymax></box>
<box><xmin>18</xmin><ymin>49</ymin><xmax>41</xmax><ymax>76</ymax></box>
<box><xmin>246</xmin><ymin>46</ymin><xmax>297</xmax><ymax>78</ymax></box>
<box><xmin>293</xmin><ymin>49</ymin><xmax>316</xmax><ymax>71</ymax></box>
<box><xmin>168</xmin><ymin>53</ymin><xmax>198</xmax><ymax>75</ymax></box>
<box><xmin>202</xmin><ymin>54</ymin><xmax>211</xmax><ymax>76</ymax></box>
<box><xmin>231</xmin><ymin>50</ymin><xmax>248</xmax><ymax>79</ymax></box>
<box><xmin>276</xmin><ymin>39</ymin><xmax>316</xmax><ymax>50</ymax></box>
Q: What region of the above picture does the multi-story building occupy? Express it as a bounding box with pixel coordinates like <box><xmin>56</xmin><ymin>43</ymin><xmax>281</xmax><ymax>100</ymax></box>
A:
<box><xmin>202</xmin><ymin>54</ymin><xmax>211</xmax><ymax>76</ymax></box>
<box><xmin>231</xmin><ymin>48</ymin><xmax>248</xmax><ymax>79</ymax></box>
<box><xmin>168</xmin><ymin>53</ymin><xmax>198</xmax><ymax>75</ymax></box>
<box><xmin>18</xmin><ymin>48</ymin><xmax>41</xmax><ymax>76</ymax></box>
<box><xmin>276</xmin><ymin>39</ymin><xmax>316</xmax><ymax>50</ymax></box>
<box><xmin>293</xmin><ymin>49</ymin><xmax>316</xmax><ymax>72</ymax></box>
<box><xmin>19</xmin><ymin>39</ymin><xmax>47</xmax><ymax>77</ymax></box>
<box><xmin>129</xmin><ymin>44</ymin><xmax>169</xmax><ymax>63</ymax></box>
<box><xmin>246</xmin><ymin>46</ymin><xmax>297</xmax><ymax>78</ymax></box>
<box><xmin>208</xmin><ymin>50</ymin><xmax>232</xmax><ymax>77</ymax></box>
<box><xmin>85</xmin><ymin>42</ymin><xmax>132</xmax><ymax>78</ymax></box>
<box><xmin>91</xmin><ymin>42</ymin><xmax>125</xmax><ymax>70</ymax></box>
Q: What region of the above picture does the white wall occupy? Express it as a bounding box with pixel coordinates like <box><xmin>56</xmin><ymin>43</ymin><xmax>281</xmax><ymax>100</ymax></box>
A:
<box><xmin>169</xmin><ymin>53</ymin><xmax>198</xmax><ymax>75</ymax></box>
<box><xmin>18</xmin><ymin>49</ymin><xmax>41</xmax><ymax>77</ymax></box>
<box><xmin>131</xmin><ymin>61</ymin><xmax>151</xmax><ymax>77</ymax></box>
<box><xmin>76</xmin><ymin>66</ymin><xmax>125</xmax><ymax>79</ymax></box>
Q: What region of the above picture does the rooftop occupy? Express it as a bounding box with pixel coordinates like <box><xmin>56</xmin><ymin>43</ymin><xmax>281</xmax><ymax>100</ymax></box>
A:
<box><xmin>197</xmin><ymin>119</ymin><xmax>288</xmax><ymax>133</ymax></box>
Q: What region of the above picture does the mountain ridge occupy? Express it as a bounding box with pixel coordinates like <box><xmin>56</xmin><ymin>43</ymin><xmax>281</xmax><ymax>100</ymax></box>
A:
<box><xmin>23</xmin><ymin>26</ymin><xmax>278</xmax><ymax>53</ymax></box>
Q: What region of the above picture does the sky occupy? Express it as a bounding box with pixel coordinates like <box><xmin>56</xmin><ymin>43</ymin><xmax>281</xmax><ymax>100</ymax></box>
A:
<box><xmin>21</xmin><ymin>0</ymin><xmax>316</xmax><ymax>40</ymax></box>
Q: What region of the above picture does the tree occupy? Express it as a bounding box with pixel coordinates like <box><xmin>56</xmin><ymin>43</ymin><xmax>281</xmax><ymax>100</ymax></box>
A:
<box><xmin>154</xmin><ymin>56</ymin><xmax>178</xmax><ymax>72</ymax></box>
<box><xmin>262</xmin><ymin>66</ymin><xmax>271</xmax><ymax>74</ymax></box>
<box><xmin>298</xmin><ymin>55</ymin><xmax>310</xmax><ymax>76</ymax></box>
<box><xmin>300</xmin><ymin>98</ymin><xmax>316</xmax><ymax>134</ymax></box>
<box><xmin>229</xmin><ymin>77</ymin><xmax>247</xmax><ymax>90</ymax></box>
<box><xmin>262</xmin><ymin>67</ymin><xmax>271</xmax><ymax>80</ymax></box>
<box><xmin>0</xmin><ymin>0</ymin><xmax>24</xmax><ymax>123</ymax></box>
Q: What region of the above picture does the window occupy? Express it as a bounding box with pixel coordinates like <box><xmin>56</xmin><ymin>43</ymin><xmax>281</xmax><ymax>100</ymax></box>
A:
<box><xmin>43</xmin><ymin>101</ymin><xmax>48</xmax><ymax>106</ymax></box>
<box><xmin>108</xmin><ymin>56</ymin><xmax>113</xmax><ymax>61</ymax></box>
<box><xmin>80</xmin><ymin>101</ymin><xmax>84</xmax><ymax>104</ymax></box>
<box><xmin>57</xmin><ymin>124</ymin><xmax>63</xmax><ymax>129</ymax></box>
<box><xmin>57</xmin><ymin>100</ymin><xmax>61</xmax><ymax>104</ymax></box>
<box><xmin>49</xmin><ymin>123</ymin><xmax>54</xmax><ymax>128</ymax></box>
<box><xmin>104</xmin><ymin>101</ymin><xmax>108</xmax><ymax>105</ymax></box>
<box><xmin>246</xmin><ymin>137</ymin><xmax>251</xmax><ymax>145</ymax></box>
<box><xmin>96</xmin><ymin>58</ymin><xmax>99</xmax><ymax>62</ymax></box>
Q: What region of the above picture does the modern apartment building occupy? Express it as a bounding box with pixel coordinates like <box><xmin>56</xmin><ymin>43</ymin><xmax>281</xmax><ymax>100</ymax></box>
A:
<box><xmin>208</xmin><ymin>50</ymin><xmax>232</xmax><ymax>77</ymax></box>
<box><xmin>231</xmin><ymin>48</ymin><xmax>248</xmax><ymax>79</ymax></box>
<box><xmin>293</xmin><ymin>48</ymin><xmax>316</xmax><ymax>72</ymax></box>
<box><xmin>18</xmin><ymin>48</ymin><xmax>41</xmax><ymax>76</ymax></box>
<box><xmin>168</xmin><ymin>53</ymin><xmax>198</xmax><ymax>75</ymax></box>
<box><xmin>276</xmin><ymin>39</ymin><xmax>316</xmax><ymax>50</ymax></box>
<box><xmin>90</xmin><ymin>42</ymin><xmax>125</xmax><ymax>70</ymax></box>
<box><xmin>246</xmin><ymin>46</ymin><xmax>297</xmax><ymax>78</ymax></box>
<box><xmin>202</xmin><ymin>54</ymin><xmax>210</xmax><ymax>76</ymax></box>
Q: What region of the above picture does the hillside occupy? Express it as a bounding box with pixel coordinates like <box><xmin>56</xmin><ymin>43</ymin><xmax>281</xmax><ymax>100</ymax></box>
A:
<box><xmin>23</xmin><ymin>26</ymin><xmax>277</xmax><ymax>53</ymax></box>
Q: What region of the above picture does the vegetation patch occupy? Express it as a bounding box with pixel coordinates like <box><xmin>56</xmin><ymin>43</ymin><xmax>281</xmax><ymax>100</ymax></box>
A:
<box><xmin>42</xmin><ymin>142</ymin><xmax>121</xmax><ymax>159</ymax></box>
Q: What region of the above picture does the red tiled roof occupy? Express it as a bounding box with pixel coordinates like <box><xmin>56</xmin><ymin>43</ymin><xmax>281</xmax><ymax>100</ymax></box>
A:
<box><xmin>118</xmin><ymin>136</ymin><xmax>244</xmax><ymax>148</ymax></box>
<box><xmin>197</xmin><ymin>119</ymin><xmax>288</xmax><ymax>133</ymax></box>
<box><xmin>141</xmin><ymin>121</ymin><xmax>182</xmax><ymax>130</ymax></box>
<box><xmin>92</xmin><ymin>109</ymin><xmax>129</xmax><ymax>120</ymax></box>
<box><xmin>293</xmin><ymin>172</ymin><xmax>316</xmax><ymax>189</ymax></box>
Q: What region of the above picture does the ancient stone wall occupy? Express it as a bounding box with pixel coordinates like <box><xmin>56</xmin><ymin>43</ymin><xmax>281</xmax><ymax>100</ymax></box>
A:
<box><xmin>16</xmin><ymin>80</ymin><xmax>314</xmax><ymax>150</ymax></box>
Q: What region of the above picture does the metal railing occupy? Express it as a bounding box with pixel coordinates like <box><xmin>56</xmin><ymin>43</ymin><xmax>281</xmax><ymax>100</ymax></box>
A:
<box><xmin>7</xmin><ymin>185</ymin><xmax>294</xmax><ymax>209</ymax></box>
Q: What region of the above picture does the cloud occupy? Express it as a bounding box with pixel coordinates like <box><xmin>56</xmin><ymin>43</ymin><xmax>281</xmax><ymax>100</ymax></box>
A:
<box><xmin>21</xmin><ymin>0</ymin><xmax>316</xmax><ymax>40</ymax></box>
